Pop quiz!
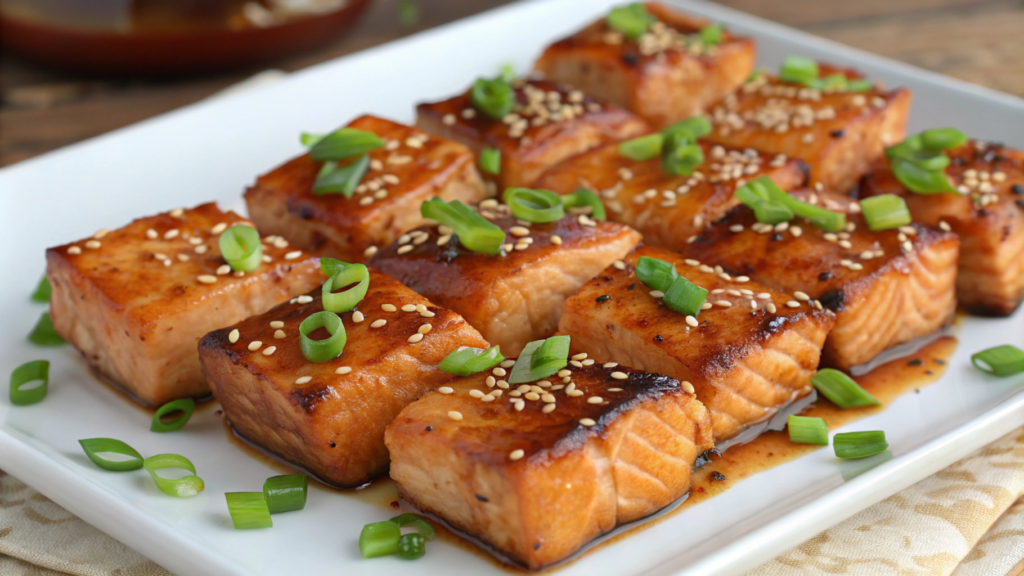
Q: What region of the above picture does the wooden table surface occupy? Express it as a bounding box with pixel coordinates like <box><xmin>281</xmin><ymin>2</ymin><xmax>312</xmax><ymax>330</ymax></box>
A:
<box><xmin>2</xmin><ymin>0</ymin><xmax>1022</xmax><ymax>168</ymax></box>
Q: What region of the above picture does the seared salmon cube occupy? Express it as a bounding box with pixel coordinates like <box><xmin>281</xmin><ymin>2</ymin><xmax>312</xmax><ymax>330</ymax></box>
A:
<box><xmin>705</xmin><ymin>68</ymin><xmax>911</xmax><ymax>192</ymax></box>
<box><xmin>199</xmin><ymin>269</ymin><xmax>488</xmax><ymax>488</ymax></box>
<box><xmin>415</xmin><ymin>79</ymin><xmax>649</xmax><ymax>189</ymax></box>
<box><xmin>682</xmin><ymin>192</ymin><xmax>959</xmax><ymax>369</ymax></box>
<box><xmin>535</xmin><ymin>141</ymin><xmax>806</xmax><ymax>248</ymax></box>
<box><xmin>534</xmin><ymin>2</ymin><xmax>755</xmax><ymax>128</ymax></box>
<box><xmin>46</xmin><ymin>203</ymin><xmax>323</xmax><ymax>406</ymax></box>
<box><xmin>558</xmin><ymin>245</ymin><xmax>834</xmax><ymax>442</ymax></box>
<box><xmin>245</xmin><ymin>115</ymin><xmax>488</xmax><ymax>263</ymax></box>
<box><xmin>385</xmin><ymin>359</ymin><xmax>713</xmax><ymax>570</ymax></box>
<box><xmin>861</xmin><ymin>140</ymin><xmax>1024</xmax><ymax>316</ymax></box>
<box><xmin>369</xmin><ymin>205</ymin><xmax>641</xmax><ymax>356</ymax></box>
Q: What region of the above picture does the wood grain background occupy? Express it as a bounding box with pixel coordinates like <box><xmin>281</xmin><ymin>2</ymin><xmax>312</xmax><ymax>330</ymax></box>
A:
<box><xmin>2</xmin><ymin>0</ymin><xmax>1022</xmax><ymax>167</ymax></box>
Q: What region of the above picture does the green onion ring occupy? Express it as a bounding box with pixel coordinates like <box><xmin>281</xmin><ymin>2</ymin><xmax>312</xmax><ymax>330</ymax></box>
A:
<box><xmin>618</xmin><ymin>133</ymin><xmax>664</xmax><ymax>162</ymax></box>
<box><xmin>971</xmin><ymin>345</ymin><xmax>1024</xmax><ymax>377</ymax></box>
<box><xmin>663</xmin><ymin>276</ymin><xmax>709</xmax><ymax>316</ymax></box>
<box><xmin>508</xmin><ymin>337</ymin><xmax>570</xmax><ymax>384</ymax></box>
<box><xmin>313</xmin><ymin>154</ymin><xmax>371</xmax><ymax>198</ymax></box>
<box><xmin>606</xmin><ymin>3</ymin><xmax>656</xmax><ymax>40</ymax></box>
<box><xmin>226</xmin><ymin>492</ymin><xmax>273</xmax><ymax>529</ymax></box>
<box><xmin>150</xmin><ymin>398</ymin><xmax>196</xmax><ymax>433</ymax></box>
<box><xmin>635</xmin><ymin>256</ymin><xmax>679</xmax><ymax>293</ymax></box>
<box><xmin>263</xmin><ymin>474</ymin><xmax>308</xmax><ymax>514</ymax></box>
<box><xmin>920</xmin><ymin>127</ymin><xmax>968</xmax><ymax>152</ymax></box>
<box><xmin>470</xmin><ymin>77</ymin><xmax>516</xmax><ymax>121</ymax></box>
<box><xmin>390</xmin><ymin>513</ymin><xmax>435</xmax><ymax>541</ymax></box>
<box><xmin>9</xmin><ymin>360</ymin><xmax>49</xmax><ymax>406</ymax></box>
<box><xmin>780</xmin><ymin>55</ymin><xmax>819</xmax><ymax>85</ymax></box>
<box><xmin>439</xmin><ymin>345</ymin><xmax>504</xmax><ymax>376</ymax></box>
<box><xmin>503</xmin><ymin>188</ymin><xmax>565</xmax><ymax>223</ymax></box>
<box><xmin>420</xmin><ymin>198</ymin><xmax>505</xmax><ymax>256</ymax></box>
<box><xmin>360</xmin><ymin>521</ymin><xmax>402</xmax><ymax>558</ymax></box>
<box><xmin>28</xmin><ymin>312</ymin><xmax>65</xmax><ymax>346</ymax></box>
<box><xmin>397</xmin><ymin>533</ymin><xmax>426</xmax><ymax>560</ymax></box>
<box><xmin>699</xmin><ymin>24</ymin><xmax>723</xmax><ymax>46</ymax></box>
<box><xmin>479</xmin><ymin>147</ymin><xmax>501</xmax><ymax>175</ymax></box>
<box><xmin>218</xmin><ymin>225</ymin><xmax>263</xmax><ymax>272</ymax></box>
<box><xmin>322</xmin><ymin>264</ymin><xmax>369</xmax><ymax>313</ymax></box>
<box><xmin>143</xmin><ymin>453</ymin><xmax>205</xmax><ymax>497</ymax></box>
<box><xmin>787</xmin><ymin>416</ymin><xmax>829</xmax><ymax>445</ymax></box>
<box><xmin>299</xmin><ymin>311</ymin><xmax>347</xmax><ymax>363</ymax></box>
<box><xmin>861</xmin><ymin>194</ymin><xmax>911</xmax><ymax>232</ymax></box>
<box><xmin>31</xmin><ymin>277</ymin><xmax>51</xmax><ymax>303</ymax></box>
<box><xmin>560</xmin><ymin>188</ymin><xmax>606</xmax><ymax>220</ymax></box>
<box><xmin>79</xmin><ymin>438</ymin><xmax>144</xmax><ymax>471</ymax></box>
<box><xmin>812</xmin><ymin>369</ymin><xmax>879</xmax><ymax>409</ymax></box>
<box><xmin>309</xmin><ymin>128</ymin><xmax>383</xmax><ymax>162</ymax></box>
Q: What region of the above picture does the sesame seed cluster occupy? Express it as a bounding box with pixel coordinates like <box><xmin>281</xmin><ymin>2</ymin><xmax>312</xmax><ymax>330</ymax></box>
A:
<box><xmin>442</xmin><ymin>81</ymin><xmax>602</xmax><ymax>141</ymax></box>
<box><xmin>601</xmin><ymin>21</ymin><xmax>719</xmax><ymax>59</ymax></box>
<box><xmin>349</xmin><ymin>132</ymin><xmax>429</xmax><ymax>207</ymax></box>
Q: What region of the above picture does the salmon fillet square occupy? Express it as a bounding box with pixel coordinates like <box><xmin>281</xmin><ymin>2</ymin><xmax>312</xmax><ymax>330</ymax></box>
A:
<box><xmin>45</xmin><ymin>203</ymin><xmax>324</xmax><ymax>406</ymax></box>
<box><xmin>244</xmin><ymin>115</ymin><xmax>488</xmax><ymax>263</ymax></box>
<box><xmin>705</xmin><ymin>68</ymin><xmax>911</xmax><ymax>192</ymax></box>
<box><xmin>198</xmin><ymin>269</ymin><xmax>488</xmax><ymax>488</ymax></box>
<box><xmin>558</xmin><ymin>245</ymin><xmax>834</xmax><ymax>442</ymax></box>
<box><xmin>534</xmin><ymin>2</ymin><xmax>755</xmax><ymax>129</ymax></box>
<box><xmin>535</xmin><ymin>141</ymin><xmax>806</xmax><ymax>248</ymax></box>
<box><xmin>415</xmin><ymin>79</ymin><xmax>649</xmax><ymax>190</ymax></box>
<box><xmin>682</xmin><ymin>192</ymin><xmax>959</xmax><ymax>369</ymax></box>
<box><xmin>385</xmin><ymin>360</ymin><xmax>713</xmax><ymax>570</ymax></box>
<box><xmin>369</xmin><ymin>205</ymin><xmax>641</xmax><ymax>356</ymax></box>
<box><xmin>861</xmin><ymin>139</ymin><xmax>1024</xmax><ymax>316</ymax></box>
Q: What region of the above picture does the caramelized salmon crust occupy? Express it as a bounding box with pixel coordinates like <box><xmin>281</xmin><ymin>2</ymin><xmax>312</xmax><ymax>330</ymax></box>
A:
<box><xmin>46</xmin><ymin>203</ymin><xmax>324</xmax><ymax>406</ymax></box>
<box><xmin>385</xmin><ymin>360</ymin><xmax>713</xmax><ymax>570</ymax></box>
<box><xmin>369</xmin><ymin>206</ymin><xmax>641</xmax><ymax>356</ymax></box>
<box><xmin>861</xmin><ymin>140</ymin><xmax>1024</xmax><ymax>316</ymax></box>
<box><xmin>199</xmin><ymin>269</ymin><xmax>488</xmax><ymax>488</ymax></box>
<box><xmin>683</xmin><ymin>195</ymin><xmax>959</xmax><ymax>369</ymax></box>
<box><xmin>415</xmin><ymin>79</ymin><xmax>649</xmax><ymax>190</ymax></box>
<box><xmin>705</xmin><ymin>67</ymin><xmax>911</xmax><ymax>192</ymax></box>
<box><xmin>245</xmin><ymin>115</ymin><xmax>488</xmax><ymax>263</ymax></box>
<box><xmin>534</xmin><ymin>140</ymin><xmax>807</xmax><ymax>248</ymax></box>
<box><xmin>558</xmin><ymin>245</ymin><xmax>835</xmax><ymax>442</ymax></box>
<box><xmin>534</xmin><ymin>2</ymin><xmax>755</xmax><ymax>128</ymax></box>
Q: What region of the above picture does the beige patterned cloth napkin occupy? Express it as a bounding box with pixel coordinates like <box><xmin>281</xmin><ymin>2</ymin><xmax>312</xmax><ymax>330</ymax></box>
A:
<box><xmin>1</xmin><ymin>428</ymin><xmax>1023</xmax><ymax>576</ymax></box>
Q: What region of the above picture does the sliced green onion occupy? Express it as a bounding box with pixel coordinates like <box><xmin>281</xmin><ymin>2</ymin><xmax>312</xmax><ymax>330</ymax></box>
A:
<box><xmin>663</xmin><ymin>276</ymin><xmax>708</xmax><ymax>316</ymax></box>
<box><xmin>635</xmin><ymin>256</ymin><xmax>678</xmax><ymax>293</ymax></box>
<box><xmin>479</xmin><ymin>147</ymin><xmax>501</xmax><ymax>175</ymax></box>
<box><xmin>397</xmin><ymin>534</ymin><xmax>425</xmax><ymax>560</ymax></box>
<box><xmin>662</xmin><ymin>142</ymin><xmax>704</xmax><ymax>176</ymax></box>
<box><xmin>263</xmin><ymin>474</ymin><xmax>308</xmax><ymax>514</ymax></box>
<box><xmin>618</xmin><ymin>133</ymin><xmax>663</xmax><ymax>161</ymax></box>
<box><xmin>560</xmin><ymin>188</ymin><xmax>606</xmax><ymax>220</ymax></box>
<box><xmin>663</xmin><ymin>116</ymin><xmax>712</xmax><ymax>144</ymax></box>
<box><xmin>470</xmin><ymin>77</ymin><xmax>515</xmax><ymax>120</ymax></box>
<box><xmin>360</xmin><ymin>521</ymin><xmax>401</xmax><ymax>558</ymax></box>
<box><xmin>300</xmin><ymin>132</ymin><xmax>326</xmax><ymax>148</ymax></box>
<box><xmin>699</xmin><ymin>24</ymin><xmax>723</xmax><ymax>46</ymax></box>
<box><xmin>390</xmin><ymin>513</ymin><xmax>435</xmax><ymax>541</ymax></box>
<box><xmin>780</xmin><ymin>55</ymin><xmax>818</xmax><ymax>85</ymax></box>
<box><xmin>143</xmin><ymin>454</ymin><xmax>204</xmax><ymax>497</ymax></box>
<box><xmin>886</xmin><ymin>130</ymin><xmax>964</xmax><ymax>195</ymax></box>
<box><xmin>812</xmin><ymin>368</ymin><xmax>879</xmax><ymax>409</ymax></box>
<box><xmin>891</xmin><ymin>158</ymin><xmax>956</xmax><ymax>194</ymax></box>
<box><xmin>28</xmin><ymin>312</ymin><xmax>64</xmax><ymax>346</ymax></box>
<box><xmin>735</xmin><ymin>178</ymin><xmax>794</xmax><ymax>225</ymax></box>
<box><xmin>739</xmin><ymin>176</ymin><xmax>845</xmax><ymax>231</ymax></box>
<box><xmin>834</xmin><ymin>431</ymin><xmax>888</xmax><ymax>459</ymax></box>
<box><xmin>309</xmin><ymin>128</ymin><xmax>383</xmax><ymax>162</ymax></box>
<box><xmin>31</xmin><ymin>277</ymin><xmax>51</xmax><ymax>303</ymax></box>
<box><xmin>921</xmin><ymin>127</ymin><xmax>967</xmax><ymax>152</ymax></box>
<box><xmin>151</xmin><ymin>398</ymin><xmax>196</xmax><ymax>433</ymax></box>
<box><xmin>299</xmin><ymin>311</ymin><xmax>347</xmax><ymax>363</ymax></box>
<box><xmin>811</xmin><ymin>73</ymin><xmax>848</xmax><ymax>91</ymax></box>
<box><xmin>320</xmin><ymin>257</ymin><xmax>350</xmax><ymax>278</ymax></box>
<box><xmin>322</xmin><ymin>263</ymin><xmax>369</xmax><ymax>313</ymax></box>
<box><xmin>509</xmin><ymin>336</ymin><xmax>570</xmax><ymax>384</ymax></box>
<box><xmin>861</xmin><ymin>194</ymin><xmax>911</xmax><ymax>231</ymax></box>
<box><xmin>79</xmin><ymin>438</ymin><xmax>144</xmax><ymax>471</ymax></box>
<box><xmin>504</xmin><ymin>188</ymin><xmax>565</xmax><ymax>223</ymax></box>
<box><xmin>421</xmin><ymin>198</ymin><xmax>505</xmax><ymax>255</ymax></box>
<box><xmin>9</xmin><ymin>360</ymin><xmax>48</xmax><ymax>406</ymax></box>
<box><xmin>787</xmin><ymin>415</ymin><xmax>829</xmax><ymax>445</ymax></box>
<box><xmin>218</xmin><ymin>225</ymin><xmax>263</xmax><ymax>272</ymax></box>
<box><xmin>533</xmin><ymin>335</ymin><xmax>570</xmax><ymax>371</ymax></box>
<box><xmin>226</xmin><ymin>492</ymin><xmax>273</xmax><ymax>529</ymax></box>
<box><xmin>971</xmin><ymin>345</ymin><xmax>1024</xmax><ymax>377</ymax></box>
<box><xmin>846</xmin><ymin>79</ymin><xmax>873</xmax><ymax>92</ymax></box>
<box><xmin>606</xmin><ymin>3</ymin><xmax>656</xmax><ymax>40</ymax></box>
<box><xmin>439</xmin><ymin>345</ymin><xmax>504</xmax><ymax>376</ymax></box>
<box><xmin>313</xmin><ymin>154</ymin><xmax>370</xmax><ymax>198</ymax></box>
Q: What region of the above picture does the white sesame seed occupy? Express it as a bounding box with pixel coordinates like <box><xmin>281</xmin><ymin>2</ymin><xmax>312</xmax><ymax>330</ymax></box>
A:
<box><xmin>701</xmin><ymin>302</ymin><xmax>713</xmax><ymax>310</ymax></box>
<box><xmin>939</xmin><ymin>221</ymin><xmax>951</xmax><ymax>232</ymax></box>
<box><xmin>439</xmin><ymin>387</ymin><xmax>454</xmax><ymax>394</ymax></box>
<box><xmin>497</xmin><ymin>380</ymin><xmax>509</xmax><ymax>389</ymax></box>
<box><xmin>371</xmin><ymin>319</ymin><xmax>387</xmax><ymax>328</ymax></box>
<box><xmin>197</xmin><ymin>275</ymin><xmax>217</xmax><ymax>284</ymax></box>
<box><xmin>284</xmin><ymin>250</ymin><xmax>302</xmax><ymax>260</ymax></box>
<box><xmin>352</xmin><ymin>311</ymin><xmax>365</xmax><ymax>323</ymax></box>
<box><xmin>580</xmin><ymin>418</ymin><xmax>596</xmax><ymax>426</ymax></box>
<box><xmin>485</xmin><ymin>376</ymin><xmax>496</xmax><ymax>387</ymax></box>
<box><xmin>297</xmin><ymin>295</ymin><xmax>314</xmax><ymax>304</ymax></box>
<box><xmin>786</xmin><ymin>300</ymin><xmax>801</xmax><ymax>308</ymax></box>
<box><xmin>766</xmin><ymin>303</ymin><xmax>777</xmax><ymax>313</ymax></box>
<box><xmin>551</xmin><ymin>235</ymin><xmax>563</xmax><ymax>245</ymax></box>
<box><xmin>542</xmin><ymin>393</ymin><xmax>556</xmax><ymax>403</ymax></box>
<box><xmin>397</xmin><ymin>245</ymin><xmax>414</xmax><ymax>255</ymax></box>
<box><xmin>228</xmin><ymin>329</ymin><xmax>239</xmax><ymax>343</ymax></box>
<box><xmin>525</xmin><ymin>392</ymin><xmax>540</xmax><ymax>401</ymax></box>
<box><xmin>336</xmin><ymin>366</ymin><xmax>352</xmax><ymax>375</ymax></box>
<box><xmin>448</xmin><ymin>411</ymin><xmax>463</xmax><ymax>421</ymax></box>
<box><xmin>567</xmin><ymin>389</ymin><xmax>584</xmax><ymax>397</ymax></box>
<box><xmin>794</xmin><ymin>291</ymin><xmax>810</xmax><ymax>301</ymax></box>
<box><xmin>681</xmin><ymin>381</ymin><xmax>695</xmax><ymax>394</ymax></box>
<box><xmin>146</xmin><ymin>229</ymin><xmax>158</xmax><ymax>239</ymax></box>
<box><xmin>470</xmin><ymin>390</ymin><xmax>485</xmax><ymax>399</ymax></box>
<box><xmin>686</xmin><ymin>315</ymin><xmax>699</xmax><ymax>327</ymax></box>
<box><xmin>274</xmin><ymin>329</ymin><xmax>286</xmax><ymax>340</ymax></box>
<box><xmin>514</xmin><ymin>399</ymin><xmax>525</xmax><ymax>411</ymax></box>
<box><xmin>211</xmin><ymin>223</ymin><xmax>228</xmax><ymax>234</ymax></box>
<box><xmin>418</xmin><ymin>324</ymin><xmax>432</xmax><ymax>334</ymax></box>
<box><xmin>650</xmin><ymin>290</ymin><xmax>665</xmax><ymax>298</ymax></box>
<box><xmin>714</xmin><ymin>300</ymin><xmax>733</xmax><ymax>307</ymax></box>
<box><xmin>542</xmin><ymin>403</ymin><xmax>556</xmax><ymax>413</ymax></box>
<box><xmin>612</xmin><ymin>260</ymin><xmax>626</xmax><ymax>270</ymax></box>
<box><xmin>196</xmin><ymin>245</ymin><xmax>209</xmax><ymax>254</ymax></box>
<box><xmin>501</xmin><ymin>360</ymin><xmax>516</xmax><ymax>368</ymax></box>
<box><xmin>588</xmin><ymin>396</ymin><xmax>604</xmax><ymax>404</ymax></box>
<box><xmin>216</xmin><ymin>264</ymin><xmax>231</xmax><ymax>275</ymax></box>
<box><xmin>611</xmin><ymin>371</ymin><xmax>628</xmax><ymax>380</ymax></box>
<box><xmin>492</xmin><ymin>367</ymin><xmax>507</xmax><ymax>377</ymax></box>
<box><xmin>85</xmin><ymin>240</ymin><xmax>101</xmax><ymax>249</ymax></box>
<box><xmin>570</xmin><ymin>360</ymin><xmax>583</xmax><ymax>368</ymax></box>
<box><xmin>603</xmin><ymin>363</ymin><xmax>618</xmax><ymax>369</ymax></box>
<box><xmin>401</xmin><ymin>304</ymin><xmax>416</xmax><ymax>312</ymax></box>
<box><xmin>509</xmin><ymin>449</ymin><xmax>524</xmax><ymax>461</ymax></box>
<box><xmin>267</xmin><ymin>320</ymin><xmax>283</xmax><ymax>329</ymax></box>
<box><xmin>262</xmin><ymin>346</ymin><xmax>277</xmax><ymax>356</ymax></box>
<box><xmin>408</xmin><ymin>333</ymin><xmax>424</xmax><ymax>343</ymax></box>
<box><xmin>248</xmin><ymin>341</ymin><xmax>263</xmax><ymax>351</ymax></box>
<box><xmin>164</xmin><ymin>229</ymin><xmax>179</xmax><ymax>240</ymax></box>
<box><xmin>382</xmin><ymin>304</ymin><xmax>397</xmax><ymax>312</ymax></box>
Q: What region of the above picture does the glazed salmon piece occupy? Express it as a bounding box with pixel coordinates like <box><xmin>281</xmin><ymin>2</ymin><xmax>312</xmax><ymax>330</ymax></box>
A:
<box><xmin>861</xmin><ymin>140</ymin><xmax>1024</xmax><ymax>316</ymax></box>
<box><xmin>534</xmin><ymin>2</ymin><xmax>755</xmax><ymax>128</ymax></box>
<box><xmin>369</xmin><ymin>204</ymin><xmax>641</xmax><ymax>356</ymax></box>
<box><xmin>535</xmin><ymin>141</ymin><xmax>806</xmax><ymax>247</ymax></box>
<box><xmin>682</xmin><ymin>193</ymin><xmax>959</xmax><ymax>369</ymax></box>
<box><xmin>46</xmin><ymin>203</ymin><xmax>323</xmax><ymax>406</ymax></box>
<box><xmin>385</xmin><ymin>360</ymin><xmax>713</xmax><ymax>570</ymax></box>
<box><xmin>558</xmin><ymin>245</ymin><xmax>834</xmax><ymax>442</ymax></box>
<box><xmin>705</xmin><ymin>68</ymin><xmax>911</xmax><ymax>192</ymax></box>
<box><xmin>245</xmin><ymin>115</ymin><xmax>488</xmax><ymax>263</ymax></box>
<box><xmin>199</xmin><ymin>270</ymin><xmax>488</xmax><ymax>488</ymax></box>
<box><xmin>416</xmin><ymin>79</ymin><xmax>649</xmax><ymax>190</ymax></box>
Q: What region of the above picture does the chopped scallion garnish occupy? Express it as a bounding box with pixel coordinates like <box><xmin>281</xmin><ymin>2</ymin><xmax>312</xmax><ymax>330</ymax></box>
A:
<box><xmin>360</xmin><ymin>521</ymin><xmax>401</xmax><ymax>558</ymax></box>
<box><xmin>263</xmin><ymin>474</ymin><xmax>308</xmax><ymax>514</ymax></box>
<box><xmin>561</xmin><ymin>188</ymin><xmax>606</xmax><ymax>220</ymax></box>
<box><xmin>812</xmin><ymin>369</ymin><xmax>879</xmax><ymax>409</ymax></box>
<box><xmin>699</xmin><ymin>24</ymin><xmax>723</xmax><ymax>46</ymax></box>
<box><xmin>618</xmin><ymin>133</ymin><xmax>664</xmax><ymax>161</ymax></box>
<box><xmin>920</xmin><ymin>127</ymin><xmax>968</xmax><ymax>152</ymax></box>
<box><xmin>31</xmin><ymin>277</ymin><xmax>51</xmax><ymax>303</ymax></box>
<box><xmin>321</xmin><ymin>262</ymin><xmax>369</xmax><ymax>313</ymax></box>
<box><xmin>834</xmin><ymin>431</ymin><xmax>888</xmax><ymax>459</ymax></box>
<box><xmin>533</xmin><ymin>335</ymin><xmax>570</xmax><ymax>371</ymax></box>
<box><xmin>299</xmin><ymin>311</ymin><xmax>347</xmax><ymax>363</ymax></box>
<box><xmin>606</xmin><ymin>3</ymin><xmax>656</xmax><ymax>40</ymax></box>
<box><xmin>787</xmin><ymin>415</ymin><xmax>829</xmax><ymax>445</ymax></box>
<box><xmin>736</xmin><ymin>176</ymin><xmax>845</xmax><ymax>231</ymax></box>
<box><xmin>307</xmin><ymin>128</ymin><xmax>383</xmax><ymax>162</ymax></box>
<box><xmin>508</xmin><ymin>336</ymin><xmax>570</xmax><ymax>384</ymax></box>
<box><xmin>504</xmin><ymin>188</ymin><xmax>565</xmax><ymax>223</ymax></box>
<box><xmin>420</xmin><ymin>198</ymin><xmax>505</xmax><ymax>255</ymax></box>
<box><xmin>218</xmin><ymin>224</ymin><xmax>263</xmax><ymax>272</ymax></box>
<box><xmin>398</xmin><ymin>534</ymin><xmax>426</xmax><ymax>560</ymax></box>
<box><xmin>635</xmin><ymin>256</ymin><xmax>679</xmax><ymax>293</ymax></box>
<box><xmin>663</xmin><ymin>275</ymin><xmax>709</xmax><ymax>316</ymax></box>
<box><xmin>885</xmin><ymin>128</ymin><xmax>966</xmax><ymax>194</ymax></box>
<box><xmin>226</xmin><ymin>492</ymin><xmax>273</xmax><ymax>529</ymax></box>
<box><xmin>439</xmin><ymin>345</ymin><xmax>504</xmax><ymax>376</ymax></box>
<box><xmin>313</xmin><ymin>154</ymin><xmax>371</xmax><ymax>198</ymax></box>
<box><xmin>470</xmin><ymin>77</ymin><xmax>515</xmax><ymax>120</ymax></box>
<box><xmin>151</xmin><ymin>398</ymin><xmax>196</xmax><ymax>433</ymax></box>
<box><xmin>143</xmin><ymin>453</ymin><xmax>204</xmax><ymax>497</ymax></box>
<box><xmin>662</xmin><ymin>141</ymin><xmax>704</xmax><ymax>177</ymax></box>
<box><xmin>779</xmin><ymin>55</ymin><xmax>818</xmax><ymax>85</ymax></box>
<box><xmin>79</xmin><ymin>438</ymin><xmax>144</xmax><ymax>471</ymax></box>
<box><xmin>861</xmin><ymin>194</ymin><xmax>911</xmax><ymax>231</ymax></box>
<box><xmin>9</xmin><ymin>360</ymin><xmax>48</xmax><ymax>406</ymax></box>
<box><xmin>390</xmin><ymin>513</ymin><xmax>435</xmax><ymax>541</ymax></box>
<box><xmin>479</xmin><ymin>147</ymin><xmax>501</xmax><ymax>175</ymax></box>
<box><xmin>971</xmin><ymin>345</ymin><xmax>1024</xmax><ymax>377</ymax></box>
<box><xmin>28</xmin><ymin>312</ymin><xmax>64</xmax><ymax>346</ymax></box>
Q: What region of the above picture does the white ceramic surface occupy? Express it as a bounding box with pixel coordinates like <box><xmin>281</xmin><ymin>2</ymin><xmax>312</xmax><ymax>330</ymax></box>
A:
<box><xmin>1</xmin><ymin>1</ymin><xmax>1023</xmax><ymax>574</ymax></box>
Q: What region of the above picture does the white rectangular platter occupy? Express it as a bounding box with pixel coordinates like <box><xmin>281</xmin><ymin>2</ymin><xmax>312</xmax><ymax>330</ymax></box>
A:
<box><xmin>2</xmin><ymin>0</ymin><xmax>1024</xmax><ymax>574</ymax></box>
